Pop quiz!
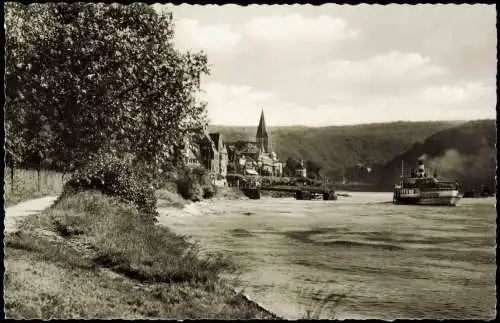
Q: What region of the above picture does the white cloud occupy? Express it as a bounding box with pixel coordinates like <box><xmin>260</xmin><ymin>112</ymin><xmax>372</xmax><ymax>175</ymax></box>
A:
<box><xmin>317</xmin><ymin>81</ymin><xmax>496</xmax><ymax>123</ymax></box>
<box><xmin>200</xmin><ymin>82</ymin><xmax>279</xmax><ymax>125</ymax></box>
<box><xmin>174</xmin><ymin>18</ymin><xmax>242</xmax><ymax>53</ymax></box>
<box><xmin>243</xmin><ymin>14</ymin><xmax>358</xmax><ymax>43</ymax></box>
<box><xmin>313</xmin><ymin>51</ymin><xmax>448</xmax><ymax>86</ymax></box>
<box><xmin>163</xmin><ymin>5</ymin><xmax>495</xmax><ymax>126</ymax></box>
<box><xmin>201</xmin><ymin>80</ymin><xmax>495</xmax><ymax>126</ymax></box>
<box><xmin>418</xmin><ymin>82</ymin><xmax>495</xmax><ymax>105</ymax></box>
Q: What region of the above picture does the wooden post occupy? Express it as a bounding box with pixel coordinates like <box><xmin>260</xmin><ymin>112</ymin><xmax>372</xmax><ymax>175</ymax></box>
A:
<box><xmin>11</xmin><ymin>162</ymin><xmax>15</xmax><ymax>194</ymax></box>
<box><xmin>37</xmin><ymin>167</ymin><xmax>41</xmax><ymax>192</ymax></box>
<box><xmin>37</xmin><ymin>151</ymin><xmax>42</xmax><ymax>192</ymax></box>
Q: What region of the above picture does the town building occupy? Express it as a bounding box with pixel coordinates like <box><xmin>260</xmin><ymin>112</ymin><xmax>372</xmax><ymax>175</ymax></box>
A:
<box><xmin>295</xmin><ymin>159</ymin><xmax>307</xmax><ymax>178</ymax></box>
<box><xmin>182</xmin><ymin>132</ymin><xmax>228</xmax><ymax>186</ymax></box>
<box><xmin>209</xmin><ymin>132</ymin><xmax>228</xmax><ymax>186</ymax></box>
<box><xmin>226</xmin><ymin>110</ymin><xmax>283</xmax><ymax>177</ymax></box>
<box><xmin>182</xmin><ymin>141</ymin><xmax>201</xmax><ymax>167</ymax></box>
<box><xmin>182</xmin><ymin>110</ymin><xmax>282</xmax><ymax>184</ymax></box>
<box><xmin>198</xmin><ymin>133</ymin><xmax>219</xmax><ymax>176</ymax></box>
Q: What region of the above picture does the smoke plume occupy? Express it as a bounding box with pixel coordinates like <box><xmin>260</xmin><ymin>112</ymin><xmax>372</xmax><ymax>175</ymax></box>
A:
<box><xmin>426</xmin><ymin>149</ymin><xmax>468</xmax><ymax>175</ymax></box>
<box><xmin>425</xmin><ymin>148</ymin><xmax>495</xmax><ymax>190</ymax></box>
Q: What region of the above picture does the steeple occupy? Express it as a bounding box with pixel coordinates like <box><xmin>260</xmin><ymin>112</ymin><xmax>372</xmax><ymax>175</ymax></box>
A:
<box><xmin>256</xmin><ymin>109</ymin><xmax>269</xmax><ymax>153</ymax></box>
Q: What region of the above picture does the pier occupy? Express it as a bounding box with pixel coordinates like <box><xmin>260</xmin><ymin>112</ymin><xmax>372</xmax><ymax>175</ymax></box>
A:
<box><xmin>227</xmin><ymin>174</ymin><xmax>337</xmax><ymax>200</ymax></box>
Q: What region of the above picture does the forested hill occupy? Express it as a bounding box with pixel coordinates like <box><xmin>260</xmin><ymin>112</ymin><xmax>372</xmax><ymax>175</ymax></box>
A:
<box><xmin>373</xmin><ymin>119</ymin><xmax>496</xmax><ymax>191</ymax></box>
<box><xmin>210</xmin><ymin>121</ymin><xmax>462</xmax><ymax>177</ymax></box>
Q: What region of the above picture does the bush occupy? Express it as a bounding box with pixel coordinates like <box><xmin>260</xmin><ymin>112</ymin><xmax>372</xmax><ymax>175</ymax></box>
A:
<box><xmin>62</xmin><ymin>152</ymin><xmax>158</xmax><ymax>223</ymax></box>
<box><xmin>202</xmin><ymin>183</ymin><xmax>217</xmax><ymax>199</ymax></box>
<box><xmin>176</xmin><ymin>166</ymin><xmax>217</xmax><ymax>201</ymax></box>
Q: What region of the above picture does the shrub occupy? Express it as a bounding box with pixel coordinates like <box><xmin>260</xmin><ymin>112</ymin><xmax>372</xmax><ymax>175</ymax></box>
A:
<box><xmin>176</xmin><ymin>166</ymin><xmax>217</xmax><ymax>201</ymax></box>
<box><xmin>62</xmin><ymin>152</ymin><xmax>158</xmax><ymax>223</ymax></box>
<box><xmin>202</xmin><ymin>184</ymin><xmax>217</xmax><ymax>199</ymax></box>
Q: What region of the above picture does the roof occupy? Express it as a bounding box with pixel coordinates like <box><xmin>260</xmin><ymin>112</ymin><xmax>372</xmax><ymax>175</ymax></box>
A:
<box><xmin>245</xmin><ymin>169</ymin><xmax>259</xmax><ymax>175</ymax></box>
<box><xmin>209</xmin><ymin>133</ymin><xmax>222</xmax><ymax>151</ymax></box>
<box><xmin>238</xmin><ymin>142</ymin><xmax>260</xmax><ymax>155</ymax></box>
<box><xmin>243</xmin><ymin>156</ymin><xmax>256</xmax><ymax>163</ymax></box>
<box><xmin>256</xmin><ymin>110</ymin><xmax>268</xmax><ymax>139</ymax></box>
<box><xmin>260</xmin><ymin>155</ymin><xmax>273</xmax><ymax>165</ymax></box>
<box><xmin>198</xmin><ymin>133</ymin><xmax>217</xmax><ymax>156</ymax></box>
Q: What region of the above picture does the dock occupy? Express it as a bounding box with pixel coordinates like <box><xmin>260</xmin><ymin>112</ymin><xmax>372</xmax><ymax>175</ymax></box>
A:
<box><xmin>227</xmin><ymin>174</ymin><xmax>337</xmax><ymax>200</ymax></box>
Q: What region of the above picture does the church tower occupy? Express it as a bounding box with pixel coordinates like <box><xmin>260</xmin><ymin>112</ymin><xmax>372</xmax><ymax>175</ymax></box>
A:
<box><xmin>256</xmin><ymin>109</ymin><xmax>269</xmax><ymax>153</ymax></box>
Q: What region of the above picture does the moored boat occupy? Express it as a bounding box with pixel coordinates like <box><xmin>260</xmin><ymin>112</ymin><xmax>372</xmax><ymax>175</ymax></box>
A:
<box><xmin>393</xmin><ymin>157</ymin><xmax>462</xmax><ymax>206</ymax></box>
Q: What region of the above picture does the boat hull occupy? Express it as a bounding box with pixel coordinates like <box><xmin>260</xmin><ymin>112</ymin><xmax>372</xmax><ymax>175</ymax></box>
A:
<box><xmin>393</xmin><ymin>189</ymin><xmax>462</xmax><ymax>206</ymax></box>
<box><xmin>394</xmin><ymin>195</ymin><xmax>462</xmax><ymax>206</ymax></box>
<box><xmin>243</xmin><ymin>188</ymin><xmax>261</xmax><ymax>199</ymax></box>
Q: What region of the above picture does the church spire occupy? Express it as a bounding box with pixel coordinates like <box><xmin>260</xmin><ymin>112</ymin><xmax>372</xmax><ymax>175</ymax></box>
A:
<box><xmin>256</xmin><ymin>109</ymin><xmax>268</xmax><ymax>138</ymax></box>
<box><xmin>256</xmin><ymin>109</ymin><xmax>269</xmax><ymax>153</ymax></box>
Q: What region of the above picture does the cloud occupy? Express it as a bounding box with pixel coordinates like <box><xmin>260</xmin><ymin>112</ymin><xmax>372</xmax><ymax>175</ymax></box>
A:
<box><xmin>174</xmin><ymin>18</ymin><xmax>242</xmax><ymax>53</ymax></box>
<box><xmin>418</xmin><ymin>82</ymin><xmax>495</xmax><ymax>105</ymax></box>
<box><xmin>306</xmin><ymin>51</ymin><xmax>448</xmax><ymax>88</ymax></box>
<box><xmin>200</xmin><ymin>82</ymin><xmax>280</xmax><ymax>125</ymax></box>
<box><xmin>331</xmin><ymin>81</ymin><xmax>496</xmax><ymax>122</ymax></box>
<box><xmin>243</xmin><ymin>14</ymin><xmax>358</xmax><ymax>43</ymax></box>
<box><xmin>163</xmin><ymin>5</ymin><xmax>495</xmax><ymax>126</ymax></box>
<box><xmin>201</xmin><ymin>79</ymin><xmax>495</xmax><ymax>127</ymax></box>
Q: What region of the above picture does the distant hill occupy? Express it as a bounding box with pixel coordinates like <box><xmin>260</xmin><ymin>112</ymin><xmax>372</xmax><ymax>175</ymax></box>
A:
<box><xmin>210</xmin><ymin>121</ymin><xmax>463</xmax><ymax>177</ymax></box>
<box><xmin>373</xmin><ymin>119</ymin><xmax>496</xmax><ymax>191</ymax></box>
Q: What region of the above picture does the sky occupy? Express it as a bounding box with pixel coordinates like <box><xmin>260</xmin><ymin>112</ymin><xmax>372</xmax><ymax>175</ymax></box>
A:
<box><xmin>153</xmin><ymin>4</ymin><xmax>496</xmax><ymax>127</ymax></box>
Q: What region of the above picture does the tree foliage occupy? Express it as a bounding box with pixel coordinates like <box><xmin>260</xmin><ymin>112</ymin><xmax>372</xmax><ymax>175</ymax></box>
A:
<box><xmin>176</xmin><ymin>165</ymin><xmax>216</xmax><ymax>202</ymax></box>
<box><xmin>62</xmin><ymin>151</ymin><xmax>158</xmax><ymax>223</ymax></box>
<box><xmin>5</xmin><ymin>3</ymin><xmax>209</xmax><ymax>175</ymax></box>
<box><xmin>210</xmin><ymin>121</ymin><xmax>461</xmax><ymax>179</ymax></box>
<box><xmin>284</xmin><ymin>156</ymin><xmax>300</xmax><ymax>176</ymax></box>
<box><xmin>306</xmin><ymin>160</ymin><xmax>321</xmax><ymax>179</ymax></box>
<box><xmin>375</xmin><ymin>120</ymin><xmax>496</xmax><ymax>191</ymax></box>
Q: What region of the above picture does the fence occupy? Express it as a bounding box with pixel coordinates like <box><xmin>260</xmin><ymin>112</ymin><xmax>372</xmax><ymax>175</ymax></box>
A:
<box><xmin>4</xmin><ymin>167</ymin><xmax>69</xmax><ymax>206</ymax></box>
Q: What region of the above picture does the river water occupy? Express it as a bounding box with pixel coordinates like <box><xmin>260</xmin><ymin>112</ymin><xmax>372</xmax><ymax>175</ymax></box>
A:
<box><xmin>157</xmin><ymin>192</ymin><xmax>496</xmax><ymax>320</ymax></box>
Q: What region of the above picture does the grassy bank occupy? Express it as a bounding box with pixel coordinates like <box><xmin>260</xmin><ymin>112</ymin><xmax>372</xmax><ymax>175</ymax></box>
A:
<box><xmin>212</xmin><ymin>186</ymin><xmax>248</xmax><ymax>200</ymax></box>
<box><xmin>4</xmin><ymin>168</ymin><xmax>67</xmax><ymax>207</ymax></box>
<box><xmin>156</xmin><ymin>187</ymin><xmax>189</xmax><ymax>208</ymax></box>
<box><xmin>4</xmin><ymin>191</ymin><xmax>279</xmax><ymax>319</ymax></box>
<box><xmin>156</xmin><ymin>186</ymin><xmax>248</xmax><ymax>209</ymax></box>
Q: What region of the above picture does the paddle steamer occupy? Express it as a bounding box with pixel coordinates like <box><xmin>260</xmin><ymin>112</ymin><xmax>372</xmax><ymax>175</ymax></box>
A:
<box><xmin>393</xmin><ymin>157</ymin><xmax>462</xmax><ymax>206</ymax></box>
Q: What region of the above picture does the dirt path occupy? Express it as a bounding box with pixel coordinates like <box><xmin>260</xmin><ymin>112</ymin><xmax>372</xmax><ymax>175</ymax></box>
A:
<box><xmin>4</xmin><ymin>196</ymin><xmax>59</xmax><ymax>233</ymax></box>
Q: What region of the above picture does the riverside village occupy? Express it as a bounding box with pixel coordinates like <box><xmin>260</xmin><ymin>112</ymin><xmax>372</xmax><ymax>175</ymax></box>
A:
<box><xmin>3</xmin><ymin>3</ymin><xmax>496</xmax><ymax>321</ymax></box>
<box><xmin>183</xmin><ymin>110</ymin><xmax>323</xmax><ymax>200</ymax></box>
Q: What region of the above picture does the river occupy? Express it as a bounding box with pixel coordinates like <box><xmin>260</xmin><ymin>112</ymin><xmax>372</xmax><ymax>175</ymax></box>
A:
<box><xmin>157</xmin><ymin>192</ymin><xmax>496</xmax><ymax>319</ymax></box>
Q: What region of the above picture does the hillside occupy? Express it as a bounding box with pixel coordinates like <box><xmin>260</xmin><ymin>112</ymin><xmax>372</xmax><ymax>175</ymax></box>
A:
<box><xmin>210</xmin><ymin>121</ymin><xmax>463</xmax><ymax>178</ymax></box>
<box><xmin>373</xmin><ymin>119</ymin><xmax>496</xmax><ymax>191</ymax></box>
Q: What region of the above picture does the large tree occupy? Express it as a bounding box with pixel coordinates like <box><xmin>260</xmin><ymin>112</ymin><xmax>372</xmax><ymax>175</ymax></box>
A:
<box><xmin>5</xmin><ymin>3</ymin><xmax>209</xmax><ymax>173</ymax></box>
<box><xmin>306</xmin><ymin>160</ymin><xmax>322</xmax><ymax>180</ymax></box>
<box><xmin>284</xmin><ymin>156</ymin><xmax>301</xmax><ymax>176</ymax></box>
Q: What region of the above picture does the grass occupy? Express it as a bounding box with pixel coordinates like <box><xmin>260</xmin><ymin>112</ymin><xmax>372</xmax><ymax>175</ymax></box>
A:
<box><xmin>155</xmin><ymin>188</ymin><xmax>188</xmax><ymax>208</ymax></box>
<box><xmin>300</xmin><ymin>284</ymin><xmax>348</xmax><ymax>319</ymax></box>
<box><xmin>5</xmin><ymin>190</ymin><xmax>280</xmax><ymax>319</ymax></box>
<box><xmin>212</xmin><ymin>186</ymin><xmax>247</xmax><ymax>200</ymax></box>
<box><xmin>4</xmin><ymin>167</ymin><xmax>67</xmax><ymax>207</ymax></box>
<box><xmin>156</xmin><ymin>185</ymin><xmax>247</xmax><ymax>208</ymax></box>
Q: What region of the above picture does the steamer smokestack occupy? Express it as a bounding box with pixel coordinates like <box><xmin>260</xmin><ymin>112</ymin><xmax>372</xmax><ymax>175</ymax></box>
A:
<box><xmin>416</xmin><ymin>157</ymin><xmax>425</xmax><ymax>178</ymax></box>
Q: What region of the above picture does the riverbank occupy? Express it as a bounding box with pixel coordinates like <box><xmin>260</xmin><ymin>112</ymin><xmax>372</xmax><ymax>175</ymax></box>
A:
<box><xmin>4</xmin><ymin>191</ymin><xmax>280</xmax><ymax>319</ymax></box>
